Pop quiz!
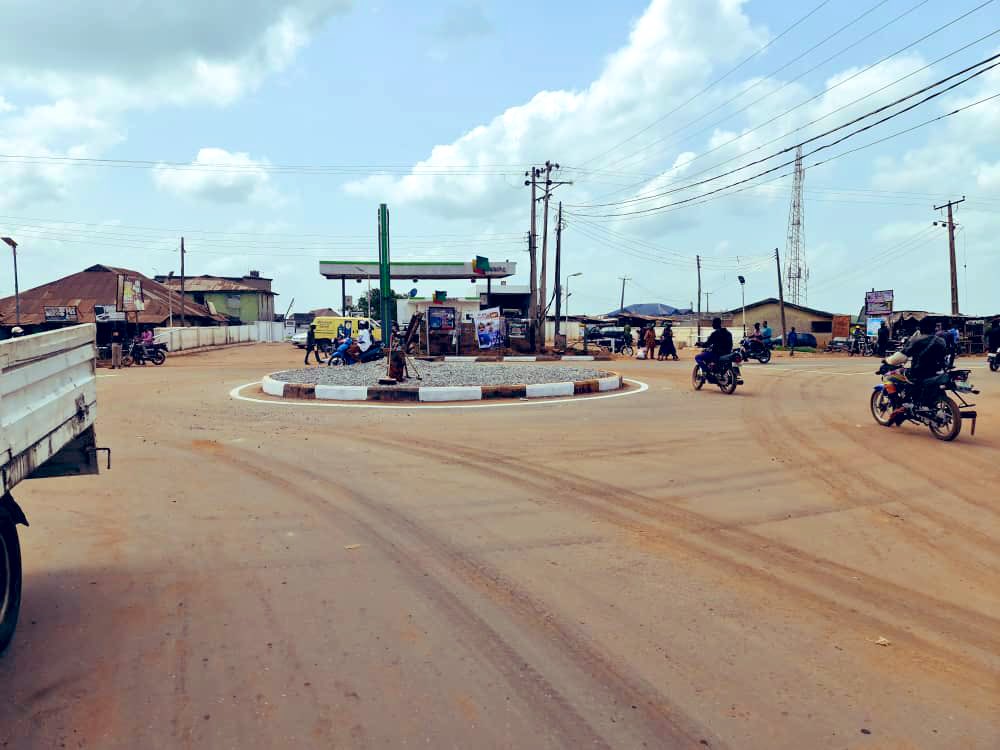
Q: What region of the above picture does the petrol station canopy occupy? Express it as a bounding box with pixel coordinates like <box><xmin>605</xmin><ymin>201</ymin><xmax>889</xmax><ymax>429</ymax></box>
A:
<box><xmin>319</xmin><ymin>260</ymin><xmax>516</xmax><ymax>281</ymax></box>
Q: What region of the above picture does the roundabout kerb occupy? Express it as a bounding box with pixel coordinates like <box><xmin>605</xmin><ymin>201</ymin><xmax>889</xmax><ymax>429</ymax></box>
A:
<box><xmin>260</xmin><ymin>360</ymin><xmax>624</xmax><ymax>403</ymax></box>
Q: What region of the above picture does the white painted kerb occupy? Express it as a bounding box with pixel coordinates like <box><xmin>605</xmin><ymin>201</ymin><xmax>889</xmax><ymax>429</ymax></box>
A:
<box><xmin>561</xmin><ymin>355</ymin><xmax>595</xmax><ymax>361</ymax></box>
<box><xmin>316</xmin><ymin>384</ymin><xmax>368</xmax><ymax>401</ymax></box>
<box><xmin>598</xmin><ymin>374</ymin><xmax>622</xmax><ymax>392</ymax></box>
<box><xmin>262</xmin><ymin>375</ymin><xmax>286</xmax><ymax>397</ymax></box>
<box><xmin>525</xmin><ymin>381</ymin><xmax>575</xmax><ymax>398</ymax></box>
<box><xmin>419</xmin><ymin>386</ymin><xmax>483</xmax><ymax>402</ymax></box>
<box><xmin>504</xmin><ymin>356</ymin><xmax>537</xmax><ymax>362</ymax></box>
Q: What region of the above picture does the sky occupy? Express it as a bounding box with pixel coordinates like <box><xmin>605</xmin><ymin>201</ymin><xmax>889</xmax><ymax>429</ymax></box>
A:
<box><xmin>0</xmin><ymin>0</ymin><xmax>998</xmax><ymax>317</ymax></box>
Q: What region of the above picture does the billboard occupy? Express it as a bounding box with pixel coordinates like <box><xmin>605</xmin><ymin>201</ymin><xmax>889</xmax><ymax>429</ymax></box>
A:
<box><xmin>866</xmin><ymin>317</ymin><xmax>884</xmax><ymax>337</ymax></box>
<box><xmin>427</xmin><ymin>306</ymin><xmax>456</xmax><ymax>332</ymax></box>
<box><xmin>44</xmin><ymin>306</ymin><xmax>79</xmax><ymax>323</ymax></box>
<box><xmin>117</xmin><ymin>275</ymin><xmax>145</xmax><ymax>312</ymax></box>
<box><xmin>474</xmin><ymin>307</ymin><xmax>502</xmax><ymax>349</ymax></box>
<box><xmin>94</xmin><ymin>304</ymin><xmax>126</xmax><ymax>322</ymax></box>
<box><xmin>865</xmin><ymin>290</ymin><xmax>893</xmax><ymax>316</ymax></box>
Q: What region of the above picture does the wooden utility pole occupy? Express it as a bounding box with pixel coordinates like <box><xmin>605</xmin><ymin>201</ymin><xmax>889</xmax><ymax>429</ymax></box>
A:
<box><xmin>540</xmin><ymin>162</ymin><xmax>554</xmax><ymax>348</ymax></box>
<box><xmin>696</xmin><ymin>255</ymin><xmax>702</xmax><ymax>342</ymax></box>
<box><xmin>775</xmin><ymin>247</ymin><xmax>787</xmax><ymax>344</ymax></box>
<box><xmin>933</xmin><ymin>196</ymin><xmax>965</xmax><ymax>315</ymax></box>
<box><xmin>525</xmin><ymin>168</ymin><xmax>539</xmax><ymax>350</ymax></box>
<box><xmin>553</xmin><ymin>201</ymin><xmax>564</xmax><ymax>339</ymax></box>
<box><xmin>179</xmin><ymin>236</ymin><xmax>186</xmax><ymax>328</ymax></box>
<box><xmin>618</xmin><ymin>276</ymin><xmax>630</xmax><ymax>311</ymax></box>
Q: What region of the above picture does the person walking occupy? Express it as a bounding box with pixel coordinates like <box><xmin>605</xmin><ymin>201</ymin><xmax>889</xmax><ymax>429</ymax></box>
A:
<box><xmin>643</xmin><ymin>326</ymin><xmax>656</xmax><ymax>360</ymax></box>
<box><xmin>658</xmin><ymin>324</ymin><xmax>678</xmax><ymax>360</ymax></box>
<box><xmin>304</xmin><ymin>323</ymin><xmax>323</xmax><ymax>365</ymax></box>
<box><xmin>877</xmin><ymin>321</ymin><xmax>890</xmax><ymax>357</ymax></box>
<box><xmin>787</xmin><ymin>327</ymin><xmax>798</xmax><ymax>357</ymax></box>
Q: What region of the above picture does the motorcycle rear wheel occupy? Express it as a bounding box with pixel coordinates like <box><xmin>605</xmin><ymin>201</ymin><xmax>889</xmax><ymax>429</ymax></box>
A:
<box><xmin>928</xmin><ymin>396</ymin><xmax>961</xmax><ymax>441</ymax></box>
<box><xmin>691</xmin><ymin>365</ymin><xmax>706</xmax><ymax>390</ymax></box>
<box><xmin>757</xmin><ymin>348</ymin><xmax>771</xmax><ymax>364</ymax></box>
<box><xmin>621</xmin><ymin>345</ymin><xmax>634</xmax><ymax>357</ymax></box>
<box><xmin>990</xmin><ymin>358</ymin><xmax>999</xmax><ymax>372</ymax></box>
<box><xmin>717</xmin><ymin>368</ymin><xmax>737</xmax><ymax>394</ymax></box>
<box><xmin>870</xmin><ymin>390</ymin><xmax>894</xmax><ymax>426</ymax></box>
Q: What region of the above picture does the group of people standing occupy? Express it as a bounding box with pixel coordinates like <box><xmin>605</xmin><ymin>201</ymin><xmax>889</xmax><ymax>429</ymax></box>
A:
<box><xmin>628</xmin><ymin>324</ymin><xmax>679</xmax><ymax>361</ymax></box>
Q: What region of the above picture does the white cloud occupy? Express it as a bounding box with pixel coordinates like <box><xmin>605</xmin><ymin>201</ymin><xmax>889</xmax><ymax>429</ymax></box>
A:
<box><xmin>346</xmin><ymin>0</ymin><xmax>767</xmax><ymax>216</ymax></box>
<box><xmin>153</xmin><ymin>148</ymin><xmax>283</xmax><ymax>205</ymax></box>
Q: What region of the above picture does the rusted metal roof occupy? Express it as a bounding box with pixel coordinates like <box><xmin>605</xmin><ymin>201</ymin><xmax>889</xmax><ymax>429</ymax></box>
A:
<box><xmin>0</xmin><ymin>264</ymin><xmax>224</xmax><ymax>326</ymax></box>
<box><xmin>160</xmin><ymin>276</ymin><xmax>277</xmax><ymax>294</ymax></box>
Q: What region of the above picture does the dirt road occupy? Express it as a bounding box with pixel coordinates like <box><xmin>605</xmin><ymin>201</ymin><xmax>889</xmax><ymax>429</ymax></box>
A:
<box><xmin>2</xmin><ymin>345</ymin><xmax>998</xmax><ymax>748</ymax></box>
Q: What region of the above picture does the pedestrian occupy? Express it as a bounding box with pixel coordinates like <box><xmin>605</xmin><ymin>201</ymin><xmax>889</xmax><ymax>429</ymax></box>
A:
<box><xmin>644</xmin><ymin>326</ymin><xmax>656</xmax><ymax>360</ymax></box>
<box><xmin>788</xmin><ymin>327</ymin><xmax>798</xmax><ymax>357</ymax></box>
<box><xmin>658</xmin><ymin>324</ymin><xmax>678</xmax><ymax>360</ymax></box>
<box><xmin>304</xmin><ymin>323</ymin><xmax>323</xmax><ymax>365</ymax></box>
<box><xmin>877</xmin><ymin>321</ymin><xmax>890</xmax><ymax>357</ymax></box>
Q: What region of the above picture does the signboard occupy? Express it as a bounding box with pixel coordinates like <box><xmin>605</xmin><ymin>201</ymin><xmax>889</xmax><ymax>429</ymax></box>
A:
<box><xmin>427</xmin><ymin>306</ymin><xmax>456</xmax><ymax>332</ymax></box>
<box><xmin>865</xmin><ymin>289</ymin><xmax>893</xmax><ymax>316</ymax></box>
<box><xmin>94</xmin><ymin>304</ymin><xmax>126</xmax><ymax>322</ymax></box>
<box><xmin>117</xmin><ymin>275</ymin><xmax>145</xmax><ymax>312</ymax></box>
<box><xmin>474</xmin><ymin>307</ymin><xmax>502</xmax><ymax>349</ymax></box>
<box><xmin>44</xmin><ymin>306</ymin><xmax>79</xmax><ymax>323</ymax></box>
<box><xmin>866</xmin><ymin>317</ymin><xmax>883</xmax><ymax>337</ymax></box>
<box><xmin>507</xmin><ymin>319</ymin><xmax>528</xmax><ymax>339</ymax></box>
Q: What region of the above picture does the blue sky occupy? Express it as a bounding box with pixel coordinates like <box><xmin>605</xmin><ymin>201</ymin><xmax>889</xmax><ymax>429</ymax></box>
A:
<box><xmin>1</xmin><ymin>0</ymin><xmax>998</xmax><ymax>317</ymax></box>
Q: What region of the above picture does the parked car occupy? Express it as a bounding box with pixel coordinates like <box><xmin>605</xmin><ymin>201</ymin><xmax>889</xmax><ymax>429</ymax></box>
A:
<box><xmin>771</xmin><ymin>333</ymin><xmax>818</xmax><ymax>349</ymax></box>
<box><xmin>290</xmin><ymin>331</ymin><xmax>308</xmax><ymax>348</ymax></box>
<box><xmin>825</xmin><ymin>336</ymin><xmax>850</xmax><ymax>352</ymax></box>
<box><xmin>585</xmin><ymin>326</ymin><xmax>634</xmax><ymax>354</ymax></box>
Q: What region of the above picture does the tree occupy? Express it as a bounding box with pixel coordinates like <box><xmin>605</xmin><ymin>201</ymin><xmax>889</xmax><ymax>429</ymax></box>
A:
<box><xmin>357</xmin><ymin>288</ymin><xmax>404</xmax><ymax>322</ymax></box>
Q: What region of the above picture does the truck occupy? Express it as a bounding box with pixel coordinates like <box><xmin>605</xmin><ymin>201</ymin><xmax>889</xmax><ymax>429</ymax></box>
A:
<box><xmin>1</xmin><ymin>324</ymin><xmax>107</xmax><ymax>653</ymax></box>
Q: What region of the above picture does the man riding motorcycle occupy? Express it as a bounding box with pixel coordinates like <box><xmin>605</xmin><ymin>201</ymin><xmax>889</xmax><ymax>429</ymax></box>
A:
<box><xmin>883</xmin><ymin>318</ymin><xmax>948</xmax><ymax>425</ymax></box>
<box><xmin>696</xmin><ymin>317</ymin><xmax>733</xmax><ymax>373</ymax></box>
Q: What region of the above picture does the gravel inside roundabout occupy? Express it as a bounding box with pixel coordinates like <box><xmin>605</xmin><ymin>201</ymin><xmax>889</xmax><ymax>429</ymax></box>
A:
<box><xmin>270</xmin><ymin>360</ymin><xmax>611</xmax><ymax>388</ymax></box>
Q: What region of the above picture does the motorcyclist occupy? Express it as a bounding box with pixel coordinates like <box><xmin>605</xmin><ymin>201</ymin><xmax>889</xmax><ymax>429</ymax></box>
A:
<box><xmin>987</xmin><ymin>320</ymin><xmax>1000</xmax><ymax>354</ymax></box>
<box><xmin>696</xmin><ymin>317</ymin><xmax>733</xmax><ymax>373</ymax></box>
<box><xmin>883</xmin><ymin>317</ymin><xmax>948</xmax><ymax>424</ymax></box>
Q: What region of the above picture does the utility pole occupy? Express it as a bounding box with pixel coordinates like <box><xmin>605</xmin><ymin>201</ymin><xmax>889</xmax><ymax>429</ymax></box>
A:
<box><xmin>168</xmin><ymin>270</ymin><xmax>174</xmax><ymax>327</ymax></box>
<box><xmin>933</xmin><ymin>196</ymin><xmax>965</xmax><ymax>315</ymax></box>
<box><xmin>553</xmin><ymin>201</ymin><xmax>564</xmax><ymax>340</ymax></box>
<box><xmin>1</xmin><ymin>237</ymin><xmax>19</xmax><ymax>327</ymax></box>
<box><xmin>536</xmin><ymin>161</ymin><xmax>572</xmax><ymax>350</ymax></box>
<box><xmin>525</xmin><ymin>168</ymin><xmax>540</xmax><ymax>351</ymax></box>
<box><xmin>696</xmin><ymin>255</ymin><xmax>702</xmax><ymax>343</ymax></box>
<box><xmin>618</xmin><ymin>276</ymin><xmax>630</xmax><ymax>311</ymax></box>
<box><xmin>775</xmin><ymin>247</ymin><xmax>787</xmax><ymax>344</ymax></box>
<box><xmin>179</xmin><ymin>236</ymin><xmax>186</xmax><ymax>328</ymax></box>
<box><xmin>704</xmin><ymin>292</ymin><xmax>712</xmax><ymax>315</ymax></box>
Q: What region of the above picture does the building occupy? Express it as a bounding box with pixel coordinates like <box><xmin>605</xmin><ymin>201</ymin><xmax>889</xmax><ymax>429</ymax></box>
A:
<box><xmin>0</xmin><ymin>264</ymin><xmax>220</xmax><ymax>341</ymax></box>
<box><xmin>726</xmin><ymin>297</ymin><xmax>838</xmax><ymax>346</ymax></box>
<box><xmin>154</xmin><ymin>271</ymin><xmax>276</xmax><ymax>324</ymax></box>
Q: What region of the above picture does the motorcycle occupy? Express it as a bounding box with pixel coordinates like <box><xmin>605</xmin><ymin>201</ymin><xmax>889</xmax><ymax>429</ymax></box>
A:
<box><xmin>692</xmin><ymin>351</ymin><xmax>744</xmax><ymax>394</ymax></box>
<box><xmin>122</xmin><ymin>339</ymin><xmax>166</xmax><ymax>366</ymax></box>
<box><xmin>989</xmin><ymin>348</ymin><xmax>998</xmax><ymax>372</ymax></box>
<box><xmin>738</xmin><ymin>337</ymin><xmax>771</xmax><ymax>364</ymax></box>
<box><xmin>870</xmin><ymin>363</ymin><xmax>978</xmax><ymax>441</ymax></box>
<box><xmin>327</xmin><ymin>339</ymin><xmax>385</xmax><ymax>366</ymax></box>
<box><xmin>848</xmin><ymin>336</ymin><xmax>874</xmax><ymax>357</ymax></box>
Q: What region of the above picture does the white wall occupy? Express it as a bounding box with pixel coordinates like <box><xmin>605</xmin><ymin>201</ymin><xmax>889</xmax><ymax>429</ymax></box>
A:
<box><xmin>153</xmin><ymin>322</ymin><xmax>285</xmax><ymax>352</ymax></box>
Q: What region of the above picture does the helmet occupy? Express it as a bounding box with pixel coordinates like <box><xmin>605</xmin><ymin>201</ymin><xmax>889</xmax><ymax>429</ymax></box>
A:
<box><xmin>10</xmin><ymin>326</ymin><xmax>24</xmax><ymax>336</ymax></box>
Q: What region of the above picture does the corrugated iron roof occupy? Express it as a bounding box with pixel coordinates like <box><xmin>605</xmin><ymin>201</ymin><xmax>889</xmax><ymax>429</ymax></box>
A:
<box><xmin>0</xmin><ymin>264</ymin><xmax>224</xmax><ymax>326</ymax></box>
<box><xmin>160</xmin><ymin>275</ymin><xmax>277</xmax><ymax>294</ymax></box>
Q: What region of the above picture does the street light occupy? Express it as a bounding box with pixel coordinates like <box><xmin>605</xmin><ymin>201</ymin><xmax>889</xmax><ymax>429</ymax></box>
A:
<box><xmin>738</xmin><ymin>275</ymin><xmax>746</xmax><ymax>337</ymax></box>
<box><xmin>2</xmin><ymin>237</ymin><xmax>19</xmax><ymax>327</ymax></box>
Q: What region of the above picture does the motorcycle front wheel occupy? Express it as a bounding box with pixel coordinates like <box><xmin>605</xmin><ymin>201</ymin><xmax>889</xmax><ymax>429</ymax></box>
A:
<box><xmin>621</xmin><ymin>345</ymin><xmax>634</xmax><ymax>357</ymax></box>
<box><xmin>870</xmin><ymin>389</ymin><xmax>894</xmax><ymax>426</ymax></box>
<box><xmin>150</xmin><ymin>350</ymin><xmax>166</xmax><ymax>366</ymax></box>
<box><xmin>717</xmin><ymin>367</ymin><xmax>737</xmax><ymax>394</ymax></box>
<box><xmin>928</xmin><ymin>396</ymin><xmax>961</xmax><ymax>441</ymax></box>
<box><xmin>990</xmin><ymin>357</ymin><xmax>999</xmax><ymax>372</ymax></box>
<box><xmin>691</xmin><ymin>365</ymin><xmax>706</xmax><ymax>390</ymax></box>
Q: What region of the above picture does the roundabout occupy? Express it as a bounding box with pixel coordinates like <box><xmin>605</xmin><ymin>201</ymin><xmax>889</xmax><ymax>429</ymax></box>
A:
<box><xmin>259</xmin><ymin>360</ymin><xmax>625</xmax><ymax>403</ymax></box>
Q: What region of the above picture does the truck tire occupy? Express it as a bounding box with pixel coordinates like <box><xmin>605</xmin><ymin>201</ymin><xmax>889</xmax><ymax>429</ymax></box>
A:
<box><xmin>0</xmin><ymin>518</ymin><xmax>22</xmax><ymax>655</ymax></box>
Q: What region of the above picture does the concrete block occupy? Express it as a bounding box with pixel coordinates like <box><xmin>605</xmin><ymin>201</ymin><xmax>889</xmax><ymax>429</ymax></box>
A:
<box><xmin>598</xmin><ymin>374</ymin><xmax>622</xmax><ymax>392</ymax></box>
<box><xmin>481</xmin><ymin>384</ymin><xmax>526</xmax><ymax>399</ymax></box>
<box><xmin>574</xmin><ymin>378</ymin><xmax>600</xmax><ymax>394</ymax></box>
<box><xmin>525</xmin><ymin>381</ymin><xmax>575</xmax><ymax>398</ymax></box>
<box><xmin>418</xmin><ymin>386</ymin><xmax>483</xmax><ymax>402</ymax></box>
<box><xmin>262</xmin><ymin>376</ymin><xmax>286</xmax><ymax>397</ymax></box>
<box><xmin>315</xmin><ymin>385</ymin><xmax>368</xmax><ymax>401</ymax></box>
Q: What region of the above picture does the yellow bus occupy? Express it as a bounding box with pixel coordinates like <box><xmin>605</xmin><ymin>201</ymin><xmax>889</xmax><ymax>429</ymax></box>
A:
<box><xmin>311</xmin><ymin>316</ymin><xmax>383</xmax><ymax>347</ymax></box>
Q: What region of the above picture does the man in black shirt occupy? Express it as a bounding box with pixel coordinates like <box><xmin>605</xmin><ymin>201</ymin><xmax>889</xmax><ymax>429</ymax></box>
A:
<box><xmin>696</xmin><ymin>317</ymin><xmax>733</xmax><ymax>373</ymax></box>
<box><xmin>885</xmin><ymin>317</ymin><xmax>947</xmax><ymax>412</ymax></box>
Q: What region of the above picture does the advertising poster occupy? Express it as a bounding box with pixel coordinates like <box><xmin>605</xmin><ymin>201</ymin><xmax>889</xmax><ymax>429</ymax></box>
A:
<box><xmin>117</xmin><ymin>275</ymin><xmax>145</xmax><ymax>312</ymax></box>
<box><xmin>474</xmin><ymin>307</ymin><xmax>501</xmax><ymax>349</ymax></box>
<box><xmin>865</xmin><ymin>290</ymin><xmax>893</xmax><ymax>316</ymax></box>
<box><xmin>866</xmin><ymin>317</ymin><xmax>883</xmax><ymax>337</ymax></box>
<box><xmin>94</xmin><ymin>304</ymin><xmax>126</xmax><ymax>322</ymax></box>
<box><xmin>427</xmin><ymin>306</ymin><xmax>456</xmax><ymax>332</ymax></box>
<box><xmin>44</xmin><ymin>306</ymin><xmax>79</xmax><ymax>323</ymax></box>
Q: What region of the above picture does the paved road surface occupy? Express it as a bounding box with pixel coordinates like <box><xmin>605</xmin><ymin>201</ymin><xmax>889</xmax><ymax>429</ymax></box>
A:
<box><xmin>2</xmin><ymin>346</ymin><xmax>998</xmax><ymax>748</ymax></box>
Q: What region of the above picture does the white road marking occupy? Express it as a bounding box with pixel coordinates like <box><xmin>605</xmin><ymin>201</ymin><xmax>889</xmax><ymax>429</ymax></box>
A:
<box><xmin>229</xmin><ymin>378</ymin><xmax>649</xmax><ymax>410</ymax></box>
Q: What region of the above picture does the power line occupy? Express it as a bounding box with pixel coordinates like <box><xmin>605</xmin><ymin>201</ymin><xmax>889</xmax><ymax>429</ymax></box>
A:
<box><xmin>577</xmin><ymin>0</ymin><xmax>835</xmax><ymax>167</ymax></box>
<box><xmin>569</xmin><ymin>52</ymin><xmax>1000</xmax><ymax>210</ymax></box>
<box><xmin>566</xmin><ymin>84</ymin><xmax>1000</xmax><ymax>220</ymax></box>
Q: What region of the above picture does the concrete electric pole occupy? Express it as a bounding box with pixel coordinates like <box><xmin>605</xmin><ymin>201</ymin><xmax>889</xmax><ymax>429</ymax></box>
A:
<box><xmin>933</xmin><ymin>196</ymin><xmax>965</xmax><ymax>315</ymax></box>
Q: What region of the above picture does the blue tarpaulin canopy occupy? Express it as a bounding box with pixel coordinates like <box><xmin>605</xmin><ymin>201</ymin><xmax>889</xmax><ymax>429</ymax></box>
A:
<box><xmin>606</xmin><ymin>303</ymin><xmax>693</xmax><ymax>317</ymax></box>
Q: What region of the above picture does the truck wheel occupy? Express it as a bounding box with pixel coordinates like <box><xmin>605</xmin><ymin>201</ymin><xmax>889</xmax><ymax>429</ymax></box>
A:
<box><xmin>0</xmin><ymin>518</ymin><xmax>22</xmax><ymax>655</ymax></box>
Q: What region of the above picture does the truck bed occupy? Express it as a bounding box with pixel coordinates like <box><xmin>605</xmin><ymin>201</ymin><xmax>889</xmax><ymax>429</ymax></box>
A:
<box><xmin>1</xmin><ymin>324</ymin><xmax>99</xmax><ymax>494</ymax></box>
